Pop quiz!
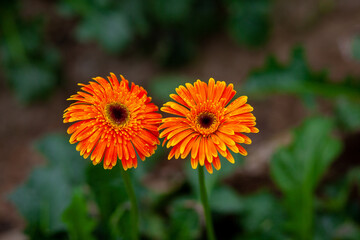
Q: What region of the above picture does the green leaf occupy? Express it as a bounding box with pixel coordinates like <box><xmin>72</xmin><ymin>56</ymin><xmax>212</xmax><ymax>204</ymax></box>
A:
<box><xmin>168</xmin><ymin>198</ymin><xmax>200</xmax><ymax>240</ymax></box>
<box><xmin>271</xmin><ymin>117</ymin><xmax>342</xmax><ymax>193</ymax></box>
<box><xmin>8</xmin><ymin>133</ymin><xmax>87</xmax><ymax>237</ymax></box>
<box><xmin>62</xmin><ymin>190</ymin><xmax>96</xmax><ymax>240</ymax></box>
<box><xmin>210</xmin><ymin>186</ymin><xmax>243</xmax><ymax>213</ymax></box>
<box><xmin>242</xmin><ymin>47</ymin><xmax>360</xmax><ymax>99</ymax></box>
<box><xmin>9</xmin><ymin>167</ymin><xmax>72</xmax><ymax>236</ymax></box>
<box><xmin>35</xmin><ymin>133</ymin><xmax>86</xmax><ymax>185</ymax></box>
<box><xmin>335</xmin><ymin>98</ymin><xmax>360</xmax><ymax>132</ymax></box>
<box><xmin>270</xmin><ymin>117</ymin><xmax>342</xmax><ymax>239</ymax></box>
<box><xmin>352</xmin><ymin>36</ymin><xmax>360</xmax><ymax>61</ymax></box>
<box><xmin>226</xmin><ymin>0</ymin><xmax>272</xmax><ymax>46</ymax></box>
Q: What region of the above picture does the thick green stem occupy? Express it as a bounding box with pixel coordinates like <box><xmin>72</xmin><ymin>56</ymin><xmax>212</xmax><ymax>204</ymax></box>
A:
<box><xmin>120</xmin><ymin>167</ymin><xmax>139</xmax><ymax>240</ymax></box>
<box><xmin>198</xmin><ymin>166</ymin><xmax>216</xmax><ymax>240</ymax></box>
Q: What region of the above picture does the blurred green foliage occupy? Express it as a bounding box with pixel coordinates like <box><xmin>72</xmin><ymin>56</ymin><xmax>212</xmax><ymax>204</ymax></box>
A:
<box><xmin>168</xmin><ymin>198</ymin><xmax>201</xmax><ymax>240</ymax></box>
<box><xmin>58</xmin><ymin>0</ymin><xmax>273</xmax><ymax>67</ymax></box>
<box><xmin>62</xmin><ymin>190</ymin><xmax>96</xmax><ymax>240</ymax></box>
<box><xmin>226</xmin><ymin>0</ymin><xmax>271</xmax><ymax>46</ymax></box>
<box><xmin>242</xmin><ymin>47</ymin><xmax>360</xmax><ymax>99</ymax></box>
<box><xmin>335</xmin><ymin>98</ymin><xmax>360</xmax><ymax>132</ymax></box>
<box><xmin>242</xmin><ymin>46</ymin><xmax>360</xmax><ymax>131</ymax></box>
<box><xmin>9</xmin><ymin>134</ymin><xmax>87</xmax><ymax>238</ymax></box>
<box><xmin>59</xmin><ymin>0</ymin><xmax>146</xmax><ymax>53</ymax></box>
<box><xmin>0</xmin><ymin>2</ymin><xmax>60</xmax><ymax>104</ymax></box>
<box><xmin>238</xmin><ymin>191</ymin><xmax>287</xmax><ymax>240</ymax></box>
<box><xmin>271</xmin><ymin>117</ymin><xmax>342</xmax><ymax>240</ymax></box>
<box><xmin>2</xmin><ymin>0</ymin><xmax>275</xmax><ymax>103</ymax></box>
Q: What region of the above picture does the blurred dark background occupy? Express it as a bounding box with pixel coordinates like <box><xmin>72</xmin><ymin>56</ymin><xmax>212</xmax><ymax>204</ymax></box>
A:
<box><xmin>1</xmin><ymin>0</ymin><xmax>360</xmax><ymax>239</ymax></box>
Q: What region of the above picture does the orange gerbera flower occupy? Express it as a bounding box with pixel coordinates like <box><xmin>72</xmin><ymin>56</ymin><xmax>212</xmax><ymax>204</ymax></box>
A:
<box><xmin>160</xmin><ymin>78</ymin><xmax>259</xmax><ymax>173</ymax></box>
<box><xmin>63</xmin><ymin>73</ymin><xmax>162</xmax><ymax>170</ymax></box>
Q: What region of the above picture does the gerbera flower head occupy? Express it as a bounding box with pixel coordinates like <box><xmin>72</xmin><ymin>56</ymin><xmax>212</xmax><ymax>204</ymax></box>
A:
<box><xmin>160</xmin><ymin>78</ymin><xmax>259</xmax><ymax>174</ymax></box>
<box><xmin>63</xmin><ymin>73</ymin><xmax>162</xmax><ymax>170</ymax></box>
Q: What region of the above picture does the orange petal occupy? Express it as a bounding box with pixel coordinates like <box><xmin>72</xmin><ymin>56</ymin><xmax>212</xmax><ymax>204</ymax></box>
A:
<box><xmin>225</xmin><ymin>149</ymin><xmax>235</xmax><ymax>163</ymax></box>
<box><xmin>168</xmin><ymin>129</ymin><xmax>194</xmax><ymax>147</ymax></box>
<box><xmin>191</xmin><ymin>158</ymin><xmax>198</xmax><ymax>169</ymax></box>
<box><xmin>199</xmin><ymin>137</ymin><xmax>206</xmax><ymax>166</ymax></box>
<box><xmin>218</xmin><ymin>125</ymin><xmax>235</xmax><ymax>135</ymax></box>
<box><xmin>204</xmin><ymin>138</ymin><xmax>213</xmax><ymax>163</ymax></box>
<box><xmin>237</xmin><ymin>133</ymin><xmax>252</xmax><ymax>144</ymax></box>
<box><xmin>181</xmin><ymin>136</ymin><xmax>197</xmax><ymax>159</ymax></box>
<box><xmin>191</xmin><ymin>136</ymin><xmax>201</xmax><ymax>159</ymax></box>
<box><xmin>213</xmin><ymin>156</ymin><xmax>221</xmax><ymax>170</ymax></box>
<box><xmin>207</xmin><ymin>78</ymin><xmax>215</xmax><ymax>101</ymax></box>
<box><xmin>179</xmin><ymin>132</ymin><xmax>198</xmax><ymax>154</ymax></box>
<box><xmin>91</xmin><ymin>139</ymin><xmax>106</xmax><ymax>164</ymax></box>
<box><xmin>205</xmin><ymin>160</ymin><xmax>213</xmax><ymax>174</ymax></box>
<box><xmin>236</xmin><ymin>144</ymin><xmax>248</xmax><ymax>156</ymax></box>
<box><xmin>216</xmin><ymin>132</ymin><xmax>236</xmax><ymax>146</ymax></box>
<box><xmin>226</xmin><ymin>96</ymin><xmax>247</xmax><ymax>113</ymax></box>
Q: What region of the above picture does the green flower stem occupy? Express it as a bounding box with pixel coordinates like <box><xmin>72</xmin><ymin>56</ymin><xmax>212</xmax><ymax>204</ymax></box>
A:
<box><xmin>198</xmin><ymin>166</ymin><xmax>216</xmax><ymax>240</ymax></box>
<box><xmin>120</xmin><ymin>167</ymin><xmax>139</xmax><ymax>240</ymax></box>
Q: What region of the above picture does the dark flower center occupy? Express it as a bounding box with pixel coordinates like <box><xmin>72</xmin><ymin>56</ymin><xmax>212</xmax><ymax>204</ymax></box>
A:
<box><xmin>197</xmin><ymin>112</ymin><xmax>215</xmax><ymax>129</ymax></box>
<box><xmin>107</xmin><ymin>103</ymin><xmax>129</xmax><ymax>126</ymax></box>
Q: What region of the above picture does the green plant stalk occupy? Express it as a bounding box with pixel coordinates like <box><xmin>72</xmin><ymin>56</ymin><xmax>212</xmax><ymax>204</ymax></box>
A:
<box><xmin>298</xmin><ymin>187</ymin><xmax>313</xmax><ymax>240</ymax></box>
<box><xmin>198</xmin><ymin>166</ymin><xmax>216</xmax><ymax>240</ymax></box>
<box><xmin>119</xmin><ymin>167</ymin><xmax>139</xmax><ymax>240</ymax></box>
<box><xmin>286</xmin><ymin>186</ymin><xmax>313</xmax><ymax>240</ymax></box>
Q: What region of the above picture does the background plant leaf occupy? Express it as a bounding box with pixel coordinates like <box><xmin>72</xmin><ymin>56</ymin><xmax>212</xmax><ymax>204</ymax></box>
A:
<box><xmin>335</xmin><ymin>98</ymin><xmax>360</xmax><ymax>132</ymax></box>
<box><xmin>62</xmin><ymin>190</ymin><xmax>96</xmax><ymax>240</ymax></box>
<box><xmin>8</xmin><ymin>133</ymin><xmax>87</xmax><ymax>237</ymax></box>
<box><xmin>167</xmin><ymin>198</ymin><xmax>201</xmax><ymax>240</ymax></box>
<box><xmin>210</xmin><ymin>186</ymin><xmax>243</xmax><ymax>213</ymax></box>
<box><xmin>270</xmin><ymin>117</ymin><xmax>343</xmax><ymax>239</ymax></box>
<box><xmin>236</xmin><ymin>191</ymin><xmax>287</xmax><ymax>240</ymax></box>
<box><xmin>226</xmin><ymin>0</ymin><xmax>272</xmax><ymax>46</ymax></box>
<box><xmin>0</xmin><ymin>14</ymin><xmax>60</xmax><ymax>104</ymax></box>
<box><xmin>75</xmin><ymin>11</ymin><xmax>133</xmax><ymax>53</ymax></box>
<box><xmin>242</xmin><ymin>47</ymin><xmax>360</xmax><ymax>99</ymax></box>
